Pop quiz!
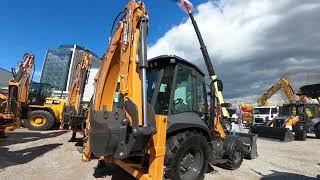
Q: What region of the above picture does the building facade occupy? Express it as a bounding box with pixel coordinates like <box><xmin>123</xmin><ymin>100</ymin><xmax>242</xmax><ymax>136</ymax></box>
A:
<box><xmin>40</xmin><ymin>45</ymin><xmax>102</xmax><ymax>94</ymax></box>
<box><xmin>0</xmin><ymin>67</ymin><xmax>12</xmax><ymax>89</ymax></box>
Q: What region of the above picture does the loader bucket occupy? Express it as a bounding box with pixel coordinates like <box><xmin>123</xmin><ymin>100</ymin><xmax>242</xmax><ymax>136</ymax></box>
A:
<box><xmin>235</xmin><ymin>132</ymin><xmax>258</xmax><ymax>159</ymax></box>
<box><xmin>251</xmin><ymin>126</ymin><xmax>294</xmax><ymax>142</ymax></box>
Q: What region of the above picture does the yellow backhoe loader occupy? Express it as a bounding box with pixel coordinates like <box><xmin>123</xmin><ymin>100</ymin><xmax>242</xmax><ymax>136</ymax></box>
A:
<box><xmin>23</xmin><ymin>53</ymin><xmax>92</xmax><ymax>131</ymax></box>
<box><xmin>80</xmin><ymin>1</ymin><xmax>257</xmax><ymax>179</ymax></box>
<box><xmin>23</xmin><ymin>83</ymin><xmax>66</xmax><ymax>130</ymax></box>
<box><xmin>252</xmin><ymin>78</ymin><xmax>320</xmax><ymax>141</ymax></box>
<box><xmin>61</xmin><ymin>53</ymin><xmax>91</xmax><ymax>141</ymax></box>
<box><xmin>0</xmin><ymin>54</ymin><xmax>35</xmax><ymax>137</ymax></box>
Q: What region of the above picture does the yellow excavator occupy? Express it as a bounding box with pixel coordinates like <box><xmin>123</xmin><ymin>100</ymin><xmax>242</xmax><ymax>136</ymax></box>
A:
<box><xmin>61</xmin><ymin>53</ymin><xmax>91</xmax><ymax>141</ymax></box>
<box><xmin>257</xmin><ymin>77</ymin><xmax>296</xmax><ymax>106</ymax></box>
<box><xmin>81</xmin><ymin>1</ymin><xmax>257</xmax><ymax>179</ymax></box>
<box><xmin>0</xmin><ymin>54</ymin><xmax>35</xmax><ymax>137</ymax></box>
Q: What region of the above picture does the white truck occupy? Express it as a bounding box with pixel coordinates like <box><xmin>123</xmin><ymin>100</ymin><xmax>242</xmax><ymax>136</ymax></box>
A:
<box><xmin>252</xmin><ymin>106</ymin><xmax>278</xmax><ymax>126</ymax></box>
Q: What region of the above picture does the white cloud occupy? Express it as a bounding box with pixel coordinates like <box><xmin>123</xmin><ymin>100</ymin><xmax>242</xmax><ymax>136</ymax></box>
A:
<box><xmin>148</xmin><ymin>0</ymin><xmax>320</xmax><ymax>104</ymax></box>
<box><xmin>149</xmin><ymin>0</ymin><xmax>282</xmax><ymax>63</ymax></box>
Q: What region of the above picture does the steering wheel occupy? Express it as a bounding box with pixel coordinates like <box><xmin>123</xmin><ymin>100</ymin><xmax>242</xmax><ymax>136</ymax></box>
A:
<box><xmin>174</xmin><ymin>98</ymin><xmax>184</xmax><ymax>105</ymax></box>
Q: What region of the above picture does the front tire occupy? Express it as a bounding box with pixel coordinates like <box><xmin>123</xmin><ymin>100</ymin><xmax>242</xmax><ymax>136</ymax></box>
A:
<box><xmin>219</xmin><ymin>139</ymin><xmax>244</xmax><ymax>170</ymax></box>
<box><xmin>165</xmin><ymin>130</ymin><xmax>208</xmax><ymax>180</ymax></box>
<box><xmin>23</xmin><ymin>110</ymin><xmax>55</xmax><ymax>131</ymax></box>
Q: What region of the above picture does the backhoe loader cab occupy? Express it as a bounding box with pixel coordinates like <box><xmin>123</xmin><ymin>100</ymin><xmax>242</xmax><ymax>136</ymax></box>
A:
<box><xmin>28</xmin><ymin>83</ymin><xmax>55</xmax><ymax>105</ymax></box>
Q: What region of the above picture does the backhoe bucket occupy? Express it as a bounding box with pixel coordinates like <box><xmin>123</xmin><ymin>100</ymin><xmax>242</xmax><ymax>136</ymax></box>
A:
<box><xmin>235</xmin><ymin>132</ymin><xmax>258</xmax><ymax>159</ymax></box>
<box><xmin>251</xmin><ymin>126</ymin><xmax>294</xmax><ymax>142</ymax></box>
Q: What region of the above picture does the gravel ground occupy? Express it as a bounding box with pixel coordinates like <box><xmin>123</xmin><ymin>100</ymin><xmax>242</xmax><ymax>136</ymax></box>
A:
<box><xmin>0</xmin><ymin>128</ymin><xmax>319</xmax><ymax>180</ymax></box>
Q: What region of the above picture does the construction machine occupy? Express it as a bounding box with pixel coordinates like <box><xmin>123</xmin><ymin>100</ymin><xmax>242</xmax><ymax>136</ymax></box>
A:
<box><xmin>252</xmin><ymin>102</ymin><xmax>320</xmax><ymax>141</ymax></box>
<box><xmin>252</xmin><ymin>80</ymin><xmax>320</xmax><ymax>141</ymax></box>
<box><xmin>0</xmin><ymin>54</ymin><xmax>35</xmax><ymax>137</ymax></box>
<box><xmin>257</xmin><ymin>77</ymin><xmax>296</xmax><ymax>106</ymax></box>
<box><xmin>22</xmin><ymin>82</ymin><xmax>66</xmax><ymax>130</ymax></box>
<box><xmin>240</xmin><ymin>103</ymin><xmax>253</xmax><ymax>126</ymax></box>
<box><xmin>24</xmin><ymin>53</ymin><xmax>94</xmax><ymax>131</ymax></box>
<box><xmin>81</xmin><ymin>1</ymin><xmax>257</xmax><ymax>179</ymax></box>
<box><xmin>61</xmin><ymin>53</ymin><xmax>91</xmax><ymax>141</ymax></box>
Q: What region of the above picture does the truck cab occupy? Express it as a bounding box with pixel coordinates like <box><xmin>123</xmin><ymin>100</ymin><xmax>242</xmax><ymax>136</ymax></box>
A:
<box><xmin>252</xmin><ymin>106</ymin><xmax>278</xmax><ymax>126</ymax></box>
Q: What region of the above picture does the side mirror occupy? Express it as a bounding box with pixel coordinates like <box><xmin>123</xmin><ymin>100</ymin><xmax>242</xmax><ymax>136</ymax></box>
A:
<box><xmin>217</xmin><ymin>80</ymin><xmax>223</xmax><ymax>92</ymax></box>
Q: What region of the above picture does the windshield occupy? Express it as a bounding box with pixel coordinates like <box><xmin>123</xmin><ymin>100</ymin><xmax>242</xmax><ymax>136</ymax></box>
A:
<box><xmin>227</xmin><ymin>109</ymin><xmax>236</xmax><ymax>115</ymax></box>
<box><xmin>29</xmin><ymin>83</ymin><xmax>54</xmax><ymax>104</ymax></box>
<box><xmin>253</xmin><ymin>108</ymin><xmax>270</xmax><ymax>114</ymax></box>
<box><xmin>279</xmin><ymin>106</ymin><xmax>293</xmax><ymax>116</ymax></box>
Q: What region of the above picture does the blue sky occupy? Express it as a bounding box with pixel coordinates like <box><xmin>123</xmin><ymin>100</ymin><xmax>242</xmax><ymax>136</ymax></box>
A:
<box><xmin>0</xmin><ymin>0</ymin><xmax>203</xmax><ymax>81</ymax></box>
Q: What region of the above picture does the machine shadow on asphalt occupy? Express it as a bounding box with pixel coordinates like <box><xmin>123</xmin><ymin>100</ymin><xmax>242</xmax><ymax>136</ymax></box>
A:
<box><xmin>259</xmin><ymin>170</ymin><xmax>319</xmax><ymax>180</ymax></box>
<box><xmin>0</xmin><ymin>143</ymin><xmax>62</xmax><ymax>169</ymax></box>
<box><xmin>0</xmin><ymin>130</ymin><xmax>68</xmax><ymax>147</ymax></box>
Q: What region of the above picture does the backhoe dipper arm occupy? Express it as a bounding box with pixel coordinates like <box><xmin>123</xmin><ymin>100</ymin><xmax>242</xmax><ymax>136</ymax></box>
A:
<box><xmin>257</xmin><ymin>78</ymin><xmax>296</xmax><ymax>106</ymax></box>
<box><xmin>6</xmin><ymin>54</ymin><xmax>35</xmax><ymax>115</ymax></box>
<box><xmin>67</xmin><ymin>53</ymin><xmax>91</xmax><ymax>113</ymax></box>
<box><xmin>93</xmin><ymin>0</ymin><xmax>149</xmax><ymax>128</ymax></box>
<box><xmin>1</xmin><ymin>54</ymin><xmax>34</xmax><ymax>132</ymax></box>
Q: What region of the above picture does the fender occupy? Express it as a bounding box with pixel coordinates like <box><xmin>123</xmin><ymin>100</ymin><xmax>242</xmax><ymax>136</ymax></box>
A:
<box><xmin>167</xmin><ymin>112</ymin><xmax>211</xmax><ymax>140</ymax></box>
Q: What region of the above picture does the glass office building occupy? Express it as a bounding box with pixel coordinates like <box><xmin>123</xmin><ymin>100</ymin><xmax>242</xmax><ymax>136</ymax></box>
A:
<box><xmin>0</xmin><ymin>67</ymin><xmax>12</xmax><ymax>89</ymax></box>
<box><xmin>40</xmin><ymin>44</ymin><xmax>101</xmax><ymax>92</ymax></box>
<box><xmin>40</xmin><ymin>47</ymin><xmax>72</xmax><ymax>91</ymax></box>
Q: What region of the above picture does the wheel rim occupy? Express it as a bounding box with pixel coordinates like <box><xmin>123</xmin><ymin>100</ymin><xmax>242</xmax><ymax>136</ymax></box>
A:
<box><xmin>30</xmin><ymin>115</ymin><xmax>47</xmax><ymax>127</ymax></box>
<box><xmin>179</xmin><ymin>145</ymin><xmax>204</xmax><ymax>179</ymax></box>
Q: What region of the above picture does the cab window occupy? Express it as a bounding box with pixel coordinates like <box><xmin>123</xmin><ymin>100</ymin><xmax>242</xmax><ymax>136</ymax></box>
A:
<box><xmin>153</xmin><ymin>66</ymin><xmax>174</xmax><ymax>115</ymax></box>
<box><xmin>196</xmin><ymin>80</ymin><xmax>207</xmax><ymax>113</ymax></box>
<box><xmin>173</xmin><ymin>68</ymin><xmax>193</xmax><ymax>113</ymax></box>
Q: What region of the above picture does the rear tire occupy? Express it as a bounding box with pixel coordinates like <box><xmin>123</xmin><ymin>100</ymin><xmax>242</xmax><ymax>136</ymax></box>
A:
<box><xmin>23</xmin><ymin>110</ymin><xmax>55</xmax><ymax>131</ymax></box>
<box><xmin>165</xmin><ymin>130</ymin><xmax>208</xmax><ymax>180</ymax></box>
<box><xmin>294</xmin><ymin>123</ymin><xmax>307</xmax><ymax>141</ymax></box>
<box><xmin>315</xmin><ymin>124</ymin><xmax>320</xmax><ymax>139</ymax></box>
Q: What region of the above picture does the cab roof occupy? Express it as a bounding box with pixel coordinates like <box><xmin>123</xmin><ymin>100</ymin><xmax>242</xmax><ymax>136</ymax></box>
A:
<box><xmin>148</xmin><ymin>55</ymin><xmax>205</xmax><ymax>76</ymax></box>
<box><xmin>297</xmin><ymin>83</ymin><xmax>320</xmax><ymax>99</ymax></box>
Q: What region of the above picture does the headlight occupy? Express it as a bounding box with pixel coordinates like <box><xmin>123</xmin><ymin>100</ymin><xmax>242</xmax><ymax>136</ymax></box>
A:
<box><xmin>45</xmin><ymin>99</ymin><xmax>53</xmax><ymax>104</ymax></box>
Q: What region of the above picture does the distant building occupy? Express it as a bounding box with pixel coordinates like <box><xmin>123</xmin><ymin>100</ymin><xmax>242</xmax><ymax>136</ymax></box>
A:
<box><xmin>0</xmin><ymin>67</ymin><xmax>12</xmax><ymax>89</ymax></box>
<box><xmin>40</xmin><ymin>45</ymin><xmax>102</xmax><ymax>96</ymax></box>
